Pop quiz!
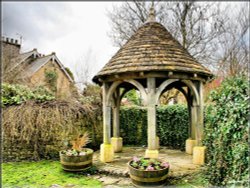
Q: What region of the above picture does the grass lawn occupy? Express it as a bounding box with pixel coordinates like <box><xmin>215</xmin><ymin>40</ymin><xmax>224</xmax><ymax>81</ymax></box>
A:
<box><xmin>2</xmin><ymin>160</ymin><xmax>101</xmax><ymax>188</ymax></box>
<box><xmin>169</xmin><ymin>171</ymin><xmax>209</xmax><ymax>187</ymax></box>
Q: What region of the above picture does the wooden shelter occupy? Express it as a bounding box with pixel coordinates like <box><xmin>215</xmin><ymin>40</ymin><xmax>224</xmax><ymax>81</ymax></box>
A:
<box><xmin>93</xmin><ymin>6</ymin><xmax>213</xmax><ymax>164</ymax></box>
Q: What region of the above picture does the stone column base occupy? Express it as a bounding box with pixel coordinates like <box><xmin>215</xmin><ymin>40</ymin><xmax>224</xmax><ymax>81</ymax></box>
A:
<box><xmin>111</xmin><ymin>137</ymin><xmax>123</xmax><ymax>152</ymax></box>
<box><xmin>193</xmin><ymin>146</ymin><xmax>206</xmax><ymax>165</ymax></box>
<box><xmin>185</xmin><ymin>139</ymin><xmax>197</xmax><ymax>154</ymax></box>
<box><xmin>155</xmin><ymin>136</ymin><xmax>160</xmax><ymax>150</ymax></box>
<box><xmin>145</xmin><ymin>149</ymin><xmax>159</xmax><ymax>158</ymax></box>
<box><xmin>100</xmin><ymin>143</ymin><xmax>114</xmax><ymax>163</ymax></box>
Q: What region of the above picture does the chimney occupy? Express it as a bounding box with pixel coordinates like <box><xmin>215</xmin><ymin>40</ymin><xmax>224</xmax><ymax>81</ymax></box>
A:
<box><xmin>1</xmin><ymin>36</ymin><xmax>21</xmax><ymax>59</ymax></box>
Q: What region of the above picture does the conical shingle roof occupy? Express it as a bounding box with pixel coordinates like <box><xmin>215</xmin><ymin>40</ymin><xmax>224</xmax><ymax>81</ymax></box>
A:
<box><xmin>93</xmin><ymin>21</ymin><xmax>213</xmax><ymax>84</ymax></box>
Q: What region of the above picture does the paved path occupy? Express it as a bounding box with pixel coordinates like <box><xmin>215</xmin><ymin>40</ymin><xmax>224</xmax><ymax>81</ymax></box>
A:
<box><xmin>92</xmin><ymin>146</ymin><xmax>202</xmax><ymax>187</ymax></box>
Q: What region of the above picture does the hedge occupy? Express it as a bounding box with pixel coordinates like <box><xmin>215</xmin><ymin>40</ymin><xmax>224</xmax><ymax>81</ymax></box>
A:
<box><xmin>120</xmin><ymin>104</ymin><xmax>189</xmax><ymax>150</ymax></box>
<box><xmin>203</xmin><ymin>76</ymin><xmax>249</xmax><ymax>186</ymax></box>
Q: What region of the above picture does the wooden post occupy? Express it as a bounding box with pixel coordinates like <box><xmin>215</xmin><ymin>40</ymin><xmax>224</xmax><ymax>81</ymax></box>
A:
<box><xmin>112</xmin><ymin>90</ymin><xmax>120</xmax><ymax>138</ymax></box>
<box><xmin>196</xmin><ymin>81</ymin><xmax>204</xmax><ymax>146</ymax></box>
<box><xmin>186</xmin><ymin>87</ymin><xmax>198</xmax><ymax>155</ymax></box>
<box><xmin>193</xmin><ymin>81</ymin><xmax>205</xmax><ymax>165</ymax></box>
<box><xmin>191</xmin><ymin>104</ymin><xmax>198</xmax><ymax>140</ymax></box>
<box><xmin>100</xmin><ymin>82</ymin><xmax>114</xmax><ymax>162</ymax></box>
<box><xmin>111</xmin><ymin>89</ymin><xmax>123</xmax><ymax>152</ymax></box>
<box><xmin>103</xmin><ymin>83</ymin><xmax>111</xmax><ymax>144</ymax></box>
<box><xmin>145</xmin><ymin>77</ymin><xmax>158</xmax><ymax>158</ymax></box>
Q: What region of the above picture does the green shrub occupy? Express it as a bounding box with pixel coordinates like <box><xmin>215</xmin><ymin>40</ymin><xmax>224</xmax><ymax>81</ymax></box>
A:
<box><xmin>120</xmin><ymin>104</ymin><xmax>189</xmax><ymax>149</ymax></box>
<box><xmin>123</xmin><ymin>89</ymin><xmax>142</xmax><ymax>105</ymax></box>
<box><xmin>204</xmin><ymin>76</ymin><xmax>249</xmax><ymax>186</ymax></box>
<box><xmin>1</xmin><ymin>83</ymin><xmax>55</xmax><ymax>106</ymax></box>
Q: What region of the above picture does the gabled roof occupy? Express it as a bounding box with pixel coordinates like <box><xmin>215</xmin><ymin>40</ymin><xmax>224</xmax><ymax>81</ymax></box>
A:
<box><xmin>93</xmin><ymin>21</ymin><xmax>213</xmax><ymax>83</ymax></box>
<box><xmin>10</xmin><ymin>49</ymin><xmax>40</xmax><ymax>70</ymax></box>
<box><xmin>24</xmin><ymin>53</ymin><xmax>74</xmax><ymax>83</ymax></box>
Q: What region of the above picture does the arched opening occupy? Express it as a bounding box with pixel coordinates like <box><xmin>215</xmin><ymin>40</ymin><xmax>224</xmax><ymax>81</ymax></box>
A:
<box><xmin>156</xmin><ymin>81</ymin><xmax>191</xmax><ymax>150</ymax></box>
<box><xmin>103</xmin><ymin>79</ymin><xmax>147</xmax><ymax>154</ymax></box>
<box><xmin>154</xmin><ymin>79</ymin><xmax>201</xmax><ymax>155</ymax></box>
<box><xmin>106</xmin><ymin>79</ymin><xmax>147</xmax><ymax>106</ymax></box>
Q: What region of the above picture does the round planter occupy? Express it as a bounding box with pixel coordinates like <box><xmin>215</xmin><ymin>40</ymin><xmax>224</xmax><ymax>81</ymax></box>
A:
<box><xmin>128</xmin><ymin>159</ymin><xmax>169</xmax><ymax>187</ymax></box>
<box><xmin>60</xmin><ymin>148</ymin><xmax>93</xmax><ymax>172</ymax></box>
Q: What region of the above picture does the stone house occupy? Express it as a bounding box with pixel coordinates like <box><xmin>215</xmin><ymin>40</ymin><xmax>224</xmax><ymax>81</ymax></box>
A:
<box><xmin>1</xmin><ymin>36</ymin><xmax>77</xmax><ymax>98</ymax></box>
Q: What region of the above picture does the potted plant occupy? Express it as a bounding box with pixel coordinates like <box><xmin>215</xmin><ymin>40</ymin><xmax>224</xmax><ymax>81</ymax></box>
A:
<box><xmin>60</xmin><ymin>132</ymin><xmax>93</xmax><ymax>172</ymax></box>
<box><xmin>128</xmin><ymin>156</ymin><xmax>170</xmax><ymax>187</ymax></box>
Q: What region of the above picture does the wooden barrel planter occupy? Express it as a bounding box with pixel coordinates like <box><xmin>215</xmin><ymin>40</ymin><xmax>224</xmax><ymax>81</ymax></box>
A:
<box><xmin>128</xmin><ymin>159</ymin><xmax>169</xmax><ymax>187</ymax></box>
<box><xmin>60</xmin><ymin>148</ymin><xmax>93</xmax><ymax>172</ymax></box>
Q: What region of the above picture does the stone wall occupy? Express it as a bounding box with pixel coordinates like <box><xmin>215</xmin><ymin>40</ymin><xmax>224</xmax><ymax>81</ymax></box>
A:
<box><xmin>1</xmin><ymin>37</ymin><xmax>21</xmax><ymax>59</ymax></box>
<box><xmin>30</xmin><ymin>59</ymin><xmax>75</xmax><ymax>99</ymax></box>
<box><xmin>3</xmin><ymin>138</ymin><xmax>65</xmax><ymax>162</ymax></box>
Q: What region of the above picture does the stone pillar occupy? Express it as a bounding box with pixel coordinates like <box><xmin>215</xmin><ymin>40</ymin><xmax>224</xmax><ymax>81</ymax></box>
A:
<box><xmin>145</xmin><ymin>77</ymin><xmax>159</xmax><ymax>158</ymax></box>
<box><xmin>100</xmin><ymin>82</ymin><xmax>114</xmax><ymax>162</ymax></box>
<box><xmin>111</xmin><ymin>92</ymin><xmax>123</xmax><ymax>152</ymax></box>
<box><xmin>193</xmin><ymin>81</ymin><xmax>206</xmax><ymax>165</ymax></box>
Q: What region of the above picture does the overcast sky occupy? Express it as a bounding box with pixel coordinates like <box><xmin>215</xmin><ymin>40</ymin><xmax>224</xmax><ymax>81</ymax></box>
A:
<box><xmin>2</xmin><ymin>2</ymin><xmax>249</xmax><ymax>88</ymax></box>
<box><xmin>2</xmin><ymin>2</ymin><xmax>123</xmax><ymax>87</ymax></box>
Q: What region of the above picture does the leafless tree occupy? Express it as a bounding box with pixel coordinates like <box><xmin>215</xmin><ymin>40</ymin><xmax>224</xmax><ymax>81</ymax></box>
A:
<box><xmin>107</xmin><ymin>1</ymin><xmax>249</xmax><ymax>102</ymax></box>
<box><xmin>215</xmin><ymin>4</ymin><xmax>249</xmax><ymax>77</ymax></box>
<box><xmin>107</xmin><ymin>1</ymin><xmax>227</xmax><ymax>67</ymax></box>
<box><xmin>74</xmin><ymin>47</ymin><xmax>96</xmax><ymax>91</ymax></box>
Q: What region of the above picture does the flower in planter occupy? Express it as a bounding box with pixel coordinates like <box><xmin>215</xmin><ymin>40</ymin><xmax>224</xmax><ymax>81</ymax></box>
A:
<box><xmin>130</xmin><ymin>156</ymin><xmax>170</xmax><ymax>171</ymax></box>
<box><xmin>61</xmin><ymin>132</ymin><xmax>91</xmax><ymax>156</ymax></box>
<box><xmin>60</xmin><ymin>131</ymin><xmax>94</xmax><ymax>172</ymax></box>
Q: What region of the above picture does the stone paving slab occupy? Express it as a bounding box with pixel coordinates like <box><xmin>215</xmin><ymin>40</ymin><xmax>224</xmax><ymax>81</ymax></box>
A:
<box><xmin>93</xmin><ymin>146</ymin><xmax>201</xmax><ymax>178</ymax></box>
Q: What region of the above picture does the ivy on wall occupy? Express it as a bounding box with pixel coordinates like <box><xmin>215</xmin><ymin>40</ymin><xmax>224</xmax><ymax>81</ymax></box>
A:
<box><xmin>45</xmin><ymin>69</ymin><xmax>58</xmax><ymax>92</ymax></box>
<box><xmin>204</xmin><ymin>76</ymin><xmax>248</xmax><ymax>186</ymax></box>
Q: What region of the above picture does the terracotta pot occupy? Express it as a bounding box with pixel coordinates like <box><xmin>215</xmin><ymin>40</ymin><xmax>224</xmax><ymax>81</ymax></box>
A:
<box><xmin>60</xmin><ymin>148</ymin><xmax>93</xmax><ymax>172</ymax></box>
<box><xmin>128</xmin><ymin>159</ymin><xmax>169</xmax><ymax>187</ymax></box>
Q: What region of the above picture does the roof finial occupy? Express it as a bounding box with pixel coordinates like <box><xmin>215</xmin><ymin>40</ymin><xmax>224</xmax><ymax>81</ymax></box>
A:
<box><xmin>147</xmin><ymin>1</ymin><xmax>156</xmax><ymax>23</ymax></box>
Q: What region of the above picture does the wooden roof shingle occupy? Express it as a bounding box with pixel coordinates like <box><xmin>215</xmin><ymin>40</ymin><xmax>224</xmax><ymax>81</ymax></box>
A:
<box><xmin>93</xmin><ymin>21</ymin><xmax>213</xmax><ymax>84</ymax></box>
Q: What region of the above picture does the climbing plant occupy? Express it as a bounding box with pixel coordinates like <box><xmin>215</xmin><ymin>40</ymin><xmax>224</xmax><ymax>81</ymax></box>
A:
<box><xmin>45</xmin><ymin>69</ymin><xmax>58</xmax><ymax>92</ymax></box>
<box><xmin>204</xmin><ymin>76</ymin><xmax>249</xmax><ymax>186</ymax></box>
<box><xmin>65</xmin><ymin>67</ymin><xmax>74</xmax><ymax>81</ymax></box>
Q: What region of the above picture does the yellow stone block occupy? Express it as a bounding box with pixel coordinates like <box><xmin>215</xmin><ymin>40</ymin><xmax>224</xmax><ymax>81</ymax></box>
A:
<box><xmin>111</xmin><ymin>137</ymin><xmax>123</xmax><ymax>152</ymax></box>
<box><xmin>185</xmin><ymin>139</ymin><xmax>198</xmax><ymax>155</ymax></box>
<box><xmin>193</xmin><ymin>146</ymin><xmax>206</xmax><ymax>165</ymax></box>
<box><xmin>100</xmin><ymin>143</ymin><xmax>114</xmax><ymax>163</ymax></box>
<box><xmin>145</xmin><ymin>149</ymin><xmax>159</xmax><ymax>159</ymax></box>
